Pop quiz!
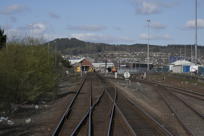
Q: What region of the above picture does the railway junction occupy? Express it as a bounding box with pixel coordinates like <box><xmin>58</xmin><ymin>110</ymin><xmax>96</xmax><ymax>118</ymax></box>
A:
<box><xmin>50</xmin><ymin>73</ymin><xmax>204</xmax><ymax>136</ymax></box>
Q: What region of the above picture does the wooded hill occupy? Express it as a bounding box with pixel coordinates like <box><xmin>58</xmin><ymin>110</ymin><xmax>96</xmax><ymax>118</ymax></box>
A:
<box><xmin>48</xmin><ymin>38</ymin><xmax>204</xmax><ymax>57</ymax></box>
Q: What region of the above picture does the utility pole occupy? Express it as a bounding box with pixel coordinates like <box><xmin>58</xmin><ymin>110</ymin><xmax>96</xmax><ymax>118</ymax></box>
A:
<box><xmin>147</xmin><ymin>19</ymin><xmax>151</xmax><ymax>71</ymax></box>
<box><xmin>195</xmin><ymin>0</ymin><xmax>198</xmax><ymax>64</ymax></box>
<box><xmin>179</xmin><ymin>48</ymin><xmax>182</xmax><ymax>58</ymax></box>
<box><xmin>184</xmin><ymin>45</ymin><xmax>186</xmax><ymax>60</ymax></box>
<box><xmin>105</xmin><ymin>58</ymin><xmax>107</xmax><ymax>74</ymax></box>
<box><xmin>191</xmin><ymin>45</ymin><xmax>193</xmax><ymax>61</ymax></box>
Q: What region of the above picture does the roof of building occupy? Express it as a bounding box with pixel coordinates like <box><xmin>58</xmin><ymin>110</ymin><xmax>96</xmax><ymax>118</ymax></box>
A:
<box><xmin>171</xmin><ymin>60</ymin><xmax>195</xmax><ymax>66</ymax></box>
<box><xmin>69</xmin><ymin>57</ymin><xmax>85</xmax><ymax>65</ymax></box>
<box><xmin>81</xmin><ymin>59</ymin><xmax>93</xmax><ymax>66</ymax></box>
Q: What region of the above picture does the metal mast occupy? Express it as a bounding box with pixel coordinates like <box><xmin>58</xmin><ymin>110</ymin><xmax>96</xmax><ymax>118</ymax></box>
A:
<box><xmin>195</xmin><ymin>0</ymin><xmax>198</xmax><ymax>64</ymax></box>
<box><xmin>147</xmin><ymin>19</ymin><xmax>150</xmax><ymax>71</ymax></box>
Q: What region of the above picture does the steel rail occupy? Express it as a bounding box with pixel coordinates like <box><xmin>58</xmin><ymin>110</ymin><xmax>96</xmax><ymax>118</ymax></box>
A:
<box><xmin>102</xmin><ymin>75</ymin><xmax>174</xmax><ymax>136</ymax></box>
<box><xmin>70</xmin><ymin>90</ymin><xmax>105</xmax><ymax>136</ymax></box>
<box><xmin>51</xmin><ymin>75</ymin><xmax>87</xmax><ymax>136</ymax></box>
<box><xmin>156</xmin><ymin>89</ymin><xmax>194</xmax><ymax>136</ymax></box>
<box><xmin>137</xmin><ymin>79</ymin><xmax>204</xmax><ymax>118</ymax></box>
<box><xmin>70</xmin><ymin>109</ymin><xmax>89</xmax><ymax>136</ymax></box>
<box><xmin>156</xmin><ymin>82</ymin><xmax>204</xmax><ymax>98</ymax></box>
<box><xmin>134</xmin><ymin>79</ymin><xmax>204</xmax><ymax>100</ymax></box>
<box><xmin>107</xmin><ymin>75</ymin><xmax>202</xmax><ymax>135</ymax></box>
<box><xmin>88</xmin><ymin>80</ymin><xmax>93</xmax><ymax>136</ymax></box>
<box><xmin>100</xmin><ymin>74</ymin><xmax>173</xmax><ymax>135</ymax></box>
<box><xmin>107</xmin><ymin>88</ymin><xmax>117</xmax><ymax>136</ymax></box>
<box><xmin>126</xmin><ymin>95</ymin><xmax>174</xmax><ymax>136</ymax></box>
<box><xmin>170</xmin><ymin>89</ymin><xmax>204</xmax><ymax>101</ymax></box>
<box><xmin>170</xmin><ymin>92</ymin><xmax>204</xmax><ymax>119</ymax></box>
<box><xmin>148</xmin><ymin>79</ymin><xmax>204</xmax><ymax>97</ymax></box>
<box><xmin>105</xmin><ymin>89</ymin><xmax>137</xmax><ymax>136</ymax></box>
<box><xmin>131</xmin><ymin>77</ymin><xmax>201</xmax><ymax>135</ymax></box>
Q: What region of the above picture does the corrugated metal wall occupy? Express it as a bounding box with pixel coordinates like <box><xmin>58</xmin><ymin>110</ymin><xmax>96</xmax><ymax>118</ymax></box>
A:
<box><xmin>172</xmin><ymin>65</ymin><xmax>183</xmax><ymax>73</ymax></box>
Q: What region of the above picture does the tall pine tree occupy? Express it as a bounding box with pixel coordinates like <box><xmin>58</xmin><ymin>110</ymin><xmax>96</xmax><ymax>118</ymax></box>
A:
<box><xmin>0</xmin><ymin>28</ymin><xmax>7</xmax><ymax>49</ymax></box>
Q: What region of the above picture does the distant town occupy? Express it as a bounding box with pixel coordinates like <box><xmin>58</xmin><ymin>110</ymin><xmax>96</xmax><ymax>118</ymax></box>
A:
<box><xmin>54</xmin><ymin>38</ymin><xmax>204</xmax><ymax>75</ymax></box>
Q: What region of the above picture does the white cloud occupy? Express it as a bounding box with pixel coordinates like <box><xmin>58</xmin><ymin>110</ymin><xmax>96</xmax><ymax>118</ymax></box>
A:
<box><xmin>139</xmin><ymin>33</ymin><xmax>171</xmax><ymax>40</ymax></box>
<box><xmin>28</xmin><ymin>23</ymin><xmax>47</xmax><ymax>34</ymax></box>
<box><xmin>70</xmin><ymin>33</ymin><xmax>134</xmax><ymax>43</ymax></box>
<box><xmin>68</xmin><ymin>25</ymin><xmax>107</xmax><ymax>32</ymax></box>
<box><xmin>149</xmin><ymin>22</ymin><xmax>167</xmax><ymax>29</ymax></box>
<box><xmin>3</xmin><ymin>23</ymin><xmax>49</xmax><ymax>41</ymax></box>
<box><xmin>49</xmin><ymin>12</ymin><xmax>60</xmax><ymax>19</ymax></box>
<box><xmin>2</xmin><ymin>23</ymin><xmax>62</xmax><ymax>43</ymax></box>
<box><xmin>5</xmin><ymin>28</ymin><xmax>24</xmax><ymax>41</ymax></box>
<box><xmin>132</xmin><ymin>0</ymin><xmax>176</xmax><ymax>15</ymax></box>
<box><xmin>0</xmin><ymin>4</ymin><xmax>27</xmax><ymax>15</ymax></box>
<box><xmin>185</xmin><ymin>19</ymin><xmax>204</xmax><ymax>29</ymax></box>
<box><xmin>137</xmin><ymin>1</ymin><xmax>160</xmax><ymax>14</ymax></box>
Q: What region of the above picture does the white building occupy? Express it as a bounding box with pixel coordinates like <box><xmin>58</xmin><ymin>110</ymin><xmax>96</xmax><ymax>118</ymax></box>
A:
<box><xmin>92</xmin><ymin>63</ymin><xmax>114</xmax><ymax>72</ymax></box>
<box><xmin>92</xmin><ymin>63</ymin><xmax>114</xmax><ymax>68</ymax></box>
<box><xmin>169</xmin><ymin>60</ymin><xmax>197</xmax><ymax>73</ymax></box>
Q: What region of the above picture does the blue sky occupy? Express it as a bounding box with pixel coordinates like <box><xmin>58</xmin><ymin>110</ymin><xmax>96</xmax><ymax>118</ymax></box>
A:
<box><xmin>0</xmin><ymin>0</ymin><xmax>204</xmax><ymax>45</ymax></box>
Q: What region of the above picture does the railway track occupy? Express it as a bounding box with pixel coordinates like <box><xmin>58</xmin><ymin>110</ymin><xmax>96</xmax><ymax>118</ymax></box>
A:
<box><xmin>130</xmin><ymin>78</ymin><xmax>204</xmax><ymax>136</ymax></box>
<box><xmin>155</xmin><ymin>87</ymin><xmax>194</xmax><ymax>136</ymax></box>
<box><xmin>52</xmin><ymin>73</ymin><xmax>180</xmax><ymax>136</ymax></box>
<box><xmin>100</xmin><ymin>76</ymin><xmax>174</xmax><ymax>136</ymax></box>
<box><xmin>105</xmin><ymin>88</ymin><xmax>136</xmax><ymax>136</ymax></box>
<box><xmin>106</xmin><ymin>88</ymin><xmax>173</xmax><ymax>136</ymax></box>
<box><xmin>156</xmin><ymin>87</ymin><xmax>204</xmax><ymax>136</ymax></box>
<box><xmin>167</xmin><ymin>89</ymin><xmax>204</xmax><ymax>119</ymax></box>
<box><xmin>52</xmin><ymin>74</ymin><xmax>88</xmax><ymax>136</ymax></box>
<box><xmin>127</xmin><ymin>75</ymin><xmax>204</xmax><ymax>101</ymax></box>
<box><xmin>52</xmin><ymin>73</ymin><xmax>137</xmax><ymax>136</ymax></box>
<box><xmin>152</xmin><ymin>81</ymin><xmax>204</xmax><ymax>101</ymax></box>
<box><xmin>110</xmin><ymin>76</ymin><xmax>204</xmax><ymax>101</ymax></box>
<box><xmin>133</xmin><ymin>79</ymin><xmax>204</xmax><ymax>118</ymax></box>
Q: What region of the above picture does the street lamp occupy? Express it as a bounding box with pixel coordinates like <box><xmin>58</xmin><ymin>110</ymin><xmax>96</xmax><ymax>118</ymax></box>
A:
<box><xmin>147</xmin><ymin>19</ymin><xmax>151</xmax><ymax>71</ymax></box>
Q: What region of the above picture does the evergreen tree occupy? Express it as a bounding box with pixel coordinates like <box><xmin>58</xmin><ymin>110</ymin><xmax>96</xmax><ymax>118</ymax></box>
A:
<box><xmin>0</xmin><ymin>28</ymin><xmax>7</xmax><ymax>49</ymax></box>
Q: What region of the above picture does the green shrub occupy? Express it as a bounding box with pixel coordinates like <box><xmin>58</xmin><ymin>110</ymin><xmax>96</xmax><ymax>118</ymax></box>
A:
<box><xmin>0</xmin><ymin>44</ymin><xmax>58</xmax><ymax>111</ymax></box>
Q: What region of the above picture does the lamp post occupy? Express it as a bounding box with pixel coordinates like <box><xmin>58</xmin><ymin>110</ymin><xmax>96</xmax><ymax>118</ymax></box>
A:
<box><xmin>147</xmin><ymin>19</ymin><xmax>151</xmax><ymax>71</ymax></box>
<box><xmin>195</xmin><ymin>0</ymin><xmax>198</xmax><ymax>64</ymax></box>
